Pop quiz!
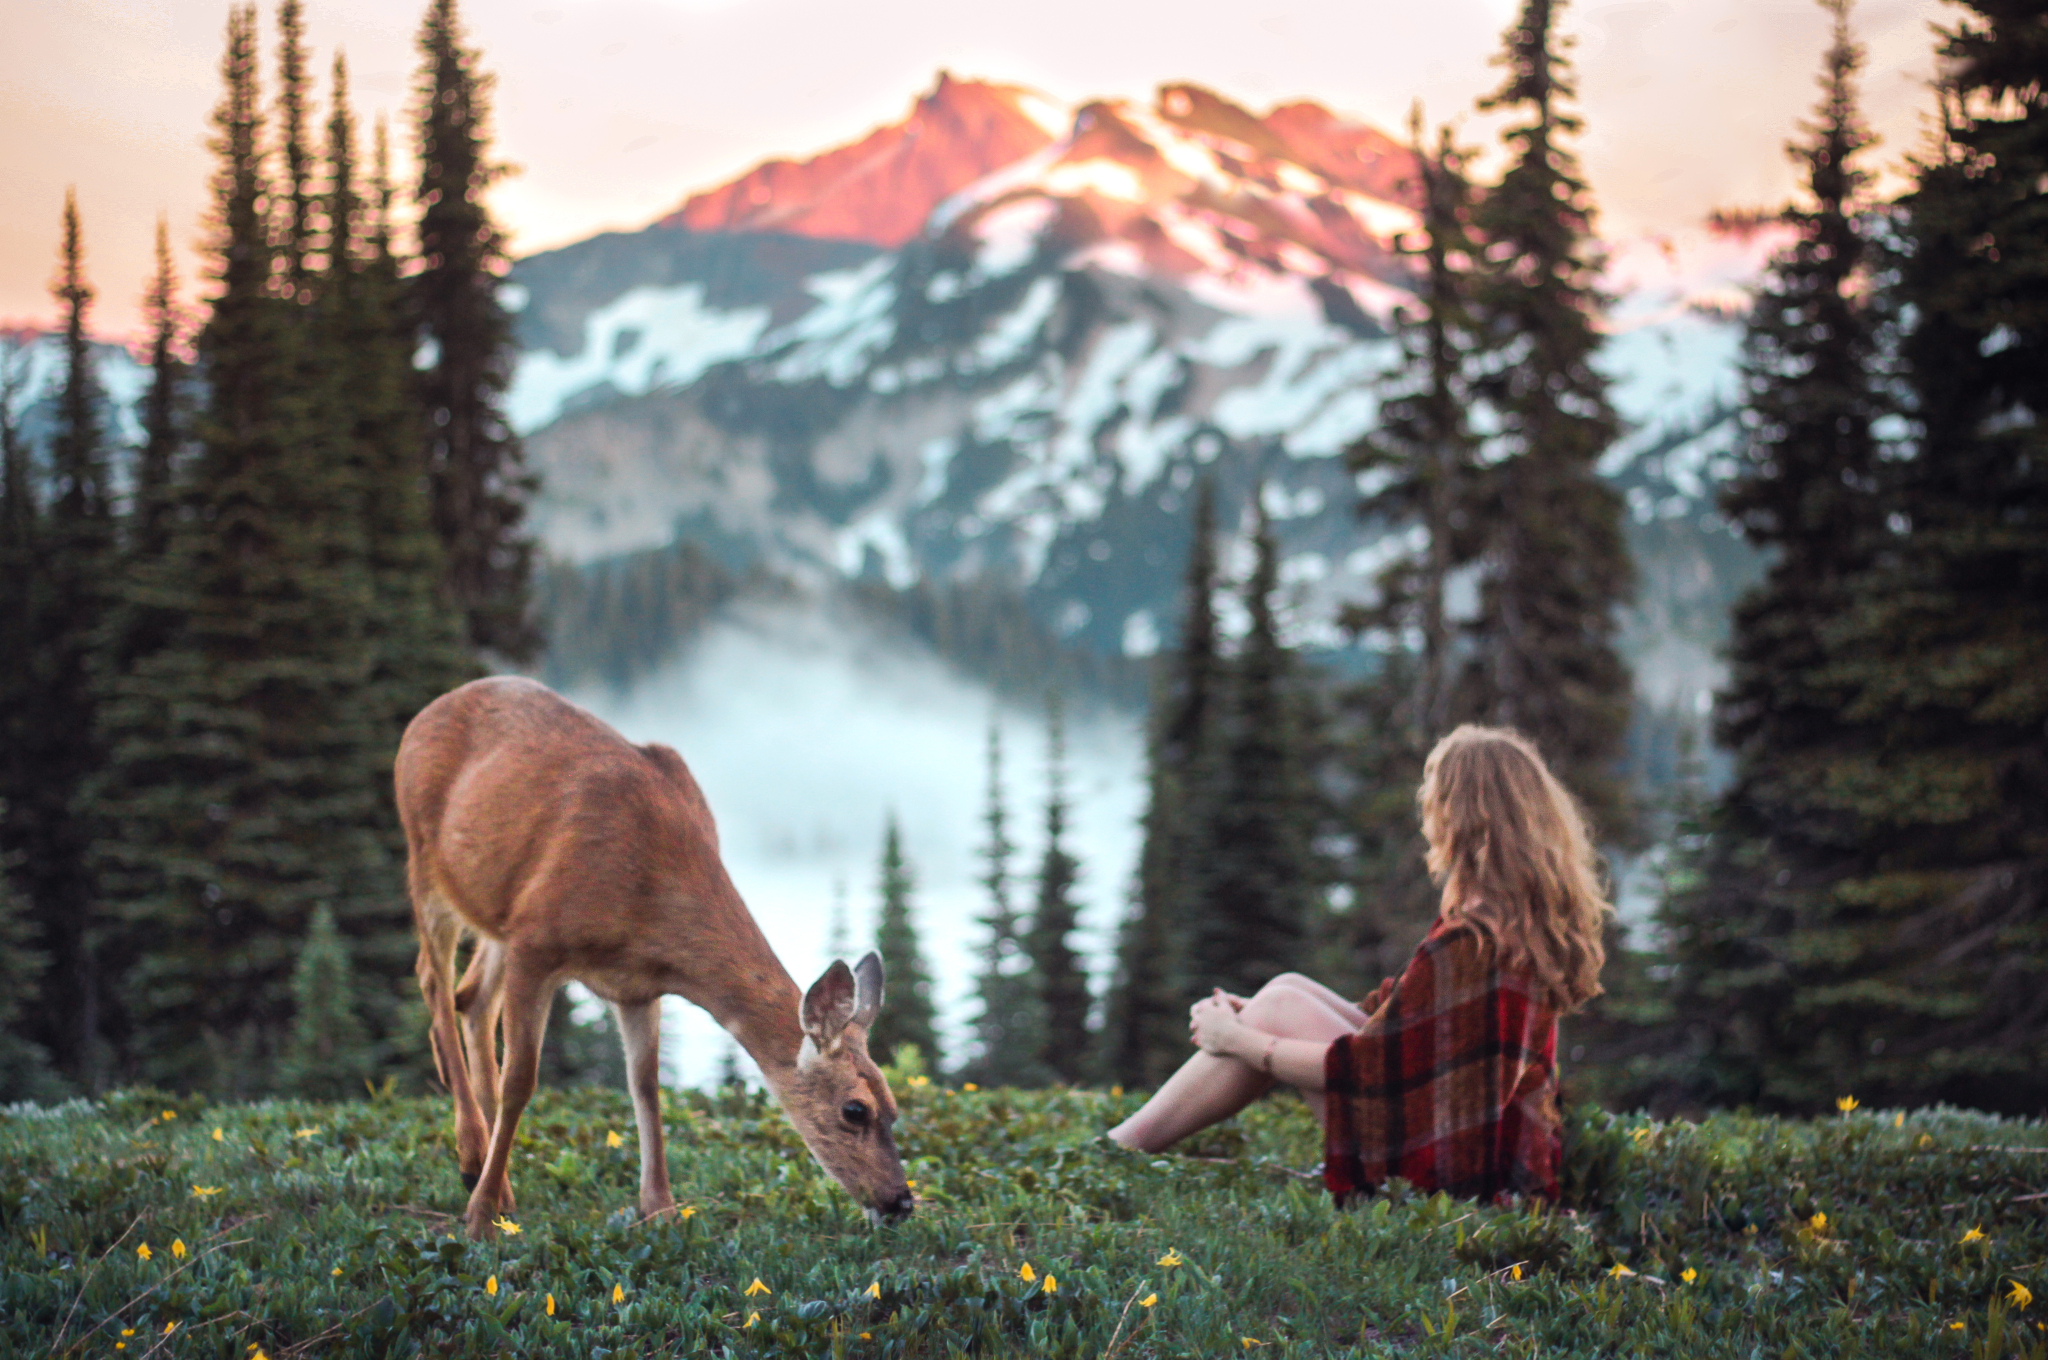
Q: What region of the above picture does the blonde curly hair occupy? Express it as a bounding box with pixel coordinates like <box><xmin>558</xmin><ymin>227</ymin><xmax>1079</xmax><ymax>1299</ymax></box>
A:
<box><xmin>1419</xmin><ymin>725</ymin><xmax>1613</xmax><ymax>1013</ymax></box>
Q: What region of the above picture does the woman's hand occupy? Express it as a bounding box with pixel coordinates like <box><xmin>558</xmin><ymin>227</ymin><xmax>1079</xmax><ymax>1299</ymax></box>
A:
<box><xmin>1188</xmin><ymin>992</ymin><xmax>1248</xmax><ymax>1058</ymax></box>
<box><xmin>1362</xmin><ymin>978</ymin><xmax>1396</xmax><ymax>1015</ymax></box>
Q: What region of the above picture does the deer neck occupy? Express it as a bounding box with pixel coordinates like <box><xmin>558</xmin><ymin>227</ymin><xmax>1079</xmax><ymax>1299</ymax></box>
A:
<box><xmin>694</xmin><ymin>925</ymin><xmax>806</xmax><ymax>1092</ymax></box>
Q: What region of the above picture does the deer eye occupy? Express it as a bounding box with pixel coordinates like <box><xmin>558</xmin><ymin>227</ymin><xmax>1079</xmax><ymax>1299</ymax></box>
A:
<box><xmin>841</xmin><ymin>1099</ymin><xmax>871</xmax><ymax>1126</ymax></box>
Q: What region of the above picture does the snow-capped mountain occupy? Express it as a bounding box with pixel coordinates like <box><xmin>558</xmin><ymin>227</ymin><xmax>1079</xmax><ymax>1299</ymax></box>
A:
<box><xmin>506</xmin><ymin>74</ymin><xmax>1759</xmax><ymax>681</ymax></box>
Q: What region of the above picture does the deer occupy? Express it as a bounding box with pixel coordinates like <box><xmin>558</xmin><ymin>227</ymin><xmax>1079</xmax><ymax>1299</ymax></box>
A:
<box><xmin>395</xmin><ymin>676</ymin><xmax>914</xmax><ymax>1239</ymax></box>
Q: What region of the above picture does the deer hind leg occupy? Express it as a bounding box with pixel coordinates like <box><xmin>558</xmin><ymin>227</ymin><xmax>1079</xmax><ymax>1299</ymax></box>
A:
<box><xmin>613</xmin><ymin>999</ymin><xmax>676</xmax><ymax>1222</ymax></box>
<box><xmin>412</xmin><ymin>887</ymin><xmax>490</xmax><ymax>1191</ymax></box>
<box><xmin>464</xmin><ymin>954</ymin><xmax>553</xmax><ymax>1240</ymax></box>
<box><xmin>455</xmin><ymin>940</ymin><xmax>507</xmax><ymax>1130</ymax></box>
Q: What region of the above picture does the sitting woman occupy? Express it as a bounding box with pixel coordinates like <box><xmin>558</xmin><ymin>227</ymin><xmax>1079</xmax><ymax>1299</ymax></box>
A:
<box><xmin>1108</xmin><ymin>724</ymin><xmax>1609</xmax><ymax>1205</ymax></box>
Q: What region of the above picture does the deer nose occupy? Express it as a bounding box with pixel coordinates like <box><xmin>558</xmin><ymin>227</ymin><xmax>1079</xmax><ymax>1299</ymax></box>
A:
<box><xmin>880</xmin><ymin>1188</ymin><xmax>915</xmax><ymax>1221</ymax></box>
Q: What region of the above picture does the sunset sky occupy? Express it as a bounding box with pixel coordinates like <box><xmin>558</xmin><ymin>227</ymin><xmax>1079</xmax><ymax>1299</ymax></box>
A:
<box><xmin>5</xmin><ymin>0</ymin><xmax>1951</xmax><ymax>340</ymax></box>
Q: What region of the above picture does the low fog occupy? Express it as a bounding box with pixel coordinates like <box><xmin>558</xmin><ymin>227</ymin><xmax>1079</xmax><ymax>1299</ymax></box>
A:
<box><xmin>564</xmin><ymin>597</ymin><xmax>1147</xmax><ymax>1088</ymax></box>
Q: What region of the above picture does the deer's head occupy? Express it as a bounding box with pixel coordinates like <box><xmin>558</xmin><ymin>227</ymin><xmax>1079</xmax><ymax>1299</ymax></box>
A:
<box><xmin>785</xmin><ymin>952</ymin><xmax>912</xmax><ymax>1223</ymax></box>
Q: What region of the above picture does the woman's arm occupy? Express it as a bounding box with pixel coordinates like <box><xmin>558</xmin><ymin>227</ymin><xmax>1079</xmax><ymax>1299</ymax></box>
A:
<box><xmin>1188</xmin><ymin>996</ymin><xmax>1340</xmax><ymax>1089</ymax></box>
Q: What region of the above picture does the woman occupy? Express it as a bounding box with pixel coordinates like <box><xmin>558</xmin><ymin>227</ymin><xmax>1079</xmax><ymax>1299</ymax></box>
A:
<box><xmin>1107</xmin><ymin>725</ymin><xmax>1610</xmax><ymax>1205</ymax></box>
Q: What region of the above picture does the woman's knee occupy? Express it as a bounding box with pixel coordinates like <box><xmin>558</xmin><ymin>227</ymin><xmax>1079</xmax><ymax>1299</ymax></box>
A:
<box><xmin>1262</xmin><ymin>972</ymin><xmax>1318</xmax><ymax>997</ymax></box>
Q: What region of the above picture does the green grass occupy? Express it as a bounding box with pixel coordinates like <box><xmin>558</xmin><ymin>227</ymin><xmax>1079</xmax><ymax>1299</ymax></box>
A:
<box><xmin>4</xmin><ymin>1082</ymin><xmax>2046</xmax><ymax>1357</ymax></box>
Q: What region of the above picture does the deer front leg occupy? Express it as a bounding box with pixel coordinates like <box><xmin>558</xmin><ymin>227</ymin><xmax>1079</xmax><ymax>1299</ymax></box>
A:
<box><xmin>613</xmin><ymin>998</ymin><xmax>676</xmax><ymax>1222</ymax></box>
<box><xmin>414</xmin><ymin>911</ymin><xmax>489</xmax><ymax>1192</ymax></box>
<box><xmin>464</xmin><ymin>960</ymin><xmax>552</xmax><ymax>1240</ymax></box>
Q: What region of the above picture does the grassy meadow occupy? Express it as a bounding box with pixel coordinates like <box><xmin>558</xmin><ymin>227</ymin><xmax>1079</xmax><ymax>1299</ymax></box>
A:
<box><xmin>4</xmin><ymin>1080</ymin><xmax>2046</xmax><ymax>1357</ymax></box>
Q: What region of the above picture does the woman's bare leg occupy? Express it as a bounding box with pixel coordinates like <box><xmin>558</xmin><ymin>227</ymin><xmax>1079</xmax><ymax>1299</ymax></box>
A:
<box><xmin>1263</xmin><ymin>972</ymin><xmax>1369</xmax><ymax>1029</ymax></box>
<box><xmin>1108</xmin><ymin>980</ymin><xmax>1359</xmax><ymax>1152</ymax></box>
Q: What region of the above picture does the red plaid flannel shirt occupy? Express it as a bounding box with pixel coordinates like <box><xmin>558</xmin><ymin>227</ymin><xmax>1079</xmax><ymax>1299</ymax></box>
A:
<box><xmin>1323</xmin><ymin>920</ymin><xmax>1562</xmax><ymax>1205</ymax></box>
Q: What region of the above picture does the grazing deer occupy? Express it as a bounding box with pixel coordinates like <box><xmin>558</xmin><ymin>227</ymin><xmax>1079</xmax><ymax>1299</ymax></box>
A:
<box><xmin>396</xmin><ymin>676</ymin><xmax>913</xmax><ymax>1239</ymax></box>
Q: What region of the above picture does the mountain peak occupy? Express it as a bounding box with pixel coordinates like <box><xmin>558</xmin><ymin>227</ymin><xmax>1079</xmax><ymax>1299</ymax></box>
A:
<box><xmin>659</xmin><ymin>74</ymin><xmax>1064</xmax><ymax>249</ymax></box>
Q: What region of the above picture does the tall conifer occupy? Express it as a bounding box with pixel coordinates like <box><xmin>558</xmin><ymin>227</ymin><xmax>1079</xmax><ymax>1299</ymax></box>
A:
<box><xmin>1660</xmin><ymin>0</ymin><xmax>1891</xmax><ymax>1108</ymax></box>
<box><xmin>868</xmin><ymin>815</ymin><xmax>938</xmax><ymax>1068</ymax></box>
<box><xmin>1104</xmin><ymin>479</ymin><xmax>1220</xmax><ymax>1085</ymax></box>
<box><xmin>960</xmin><ymin>720</ymin><xmax>1048</xmax><ymax>1087</ymax></box>
<box><xmin>1190</xmin><ymin>500</ymin><xmax>1314</xmax><ymax>997</ymax></box>
<box><xmin>275</xmin><ymin>0</ymin><xmax>316</xmax><ymax>290</ymax></box>
<box><xmin>1463</xmin><ymin>0</ymin><xmax>1635</xmax><ymax>839</ymax></box>
<box><xmin>1028</xmin><ymin>697</ymin><xmax>1091</xmax><ymax>1082</ymax></box>
<box><xmin>413</xmin><ymin>0</ymin><xmax>538</xmax><ymax>660</ymax></box>
<box><xmin>0</xmin><ymin>812</ymin><xmax>60</xmax><ymax>1099</ymax></box>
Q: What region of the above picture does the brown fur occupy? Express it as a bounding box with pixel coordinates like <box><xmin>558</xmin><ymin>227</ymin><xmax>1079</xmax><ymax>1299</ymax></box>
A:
<box><xmin>396</xmin><ymin>677</ymin><xmax>913</xmax><ymax>1238</ymax></box>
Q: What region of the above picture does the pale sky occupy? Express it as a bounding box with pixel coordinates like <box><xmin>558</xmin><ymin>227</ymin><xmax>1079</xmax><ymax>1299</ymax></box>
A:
<box><xmin>4</xmin><ymin>0</ymin><xmax>1951</xmax><ymax>340</ymax></box>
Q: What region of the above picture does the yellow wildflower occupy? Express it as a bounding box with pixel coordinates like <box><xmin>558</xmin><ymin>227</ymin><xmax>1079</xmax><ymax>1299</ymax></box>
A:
<box><xmin>545</xmin><ymin>1294</ymin><xmax>555</xmax><ymax>1316</ymax></box>
<box><xmin>1609</xmin><ymin>1263</ymin><xmax>1635</xmax><ymax>1278</ymax></box>
<box><xmin>1140</xmin><ymin>1294</ymin><xmax>1158</xmax><ymax>1308</ymax></box>
<box><xmin>612</xmin><ymin>1283</ymin><xmax>624</xmax><ymax>1305</ymax></box>
<box><xmin>1043</xmin><ymin>1275</ymin><xmax>1057</xmax><ymax>1294</ymax></box>
<box><xmin>680</xmin><ymin>1206</ymin><xmax>697</xmax><ymax>1219</ymax></box>
<box><xmin>906</xmin><ymin>1179</ymin><xmax>918</xmax><ymax>1189</ymax></box>
<box><xmin>1894</xmin><ymin>1111</ymin><xmax>1905</xmax><ymax>1128</ymax></box>
<box><xmin>1810</xmin><ymin>1211</ymin><xmax>1828</xmax><ymax>1234</ymax></box>
<box><xmin>171</xmin><ymin>1238</ymin><xmax>187</xmax><ymax>1260</ymax></box>
<box><xmin>745</xmin><ymin>1277</ymin><xmax>772</xmax><ymax>1297</ymax></box>
<box><xmin>162</xmin><ymin>1109</ymin><xmax>177</xmax><ymax>1120</ymax></box>
<box><xmin>1962</xmin><ymin>1226</ymin><xmax>1988</xmax><ymax>1245</ymax></box>
<box><xmin>1951</xmin><ymin>1321</ymin><xmax>1966</xmax><ymax>1331</ymax></box>
<box><xmin>212</xmin><ymin>1127</ymin><xmax>223</xmax><ymax>1142</ymax></box>
<box><xmin>293</xmin><ymin>1127</ymin><xmax>317</xmax><ymax>1140</ymax></box>
<box><xmin>332</xmin><ymin>1267</ymin><xmax>341</xmax><ymax>1277</ymax></box>
<box><xmin>1681</xmin><ymin>1268</ymin><xmax>1698</xmax><ymax>1284</ymax></box>
<box><xmin>606</xmin><ymin>1130</ymin><xmax>624</xmax><ymax>1148</ymax></box>
<box><xmin>123</xmin><ymin>1329</ymin><xmax>136</xmax><ymax>1337</ymax></box>
<box><xmin>1157</xmin><ymin>1250</ymin><xmax>1182</xmax><ymax>1268</ymax></box>
<box><xmin>1242</xmin><ymin>1338</ymin><xmax>1263</xmax><ymax>1350</ymax></box>
<box><xmin>1019</xmin><ymin>1262</ymin><xmax>1036</xmax><ymax>1282</ymax></box>
<box><xmin>137</xmin><ymin>1242</ymin><xmax>152</xmax><ymax>1261</ymax></box>
<box><xmin>1511</xmin><ymin>1263</ymin><xmax>1523</xmax><ymax>1281</ymax></box>
<box><xmin>192</xmin><ymin>1185</ymin><xmax>222</xmax><ymax>1198</ymax></box>
<box><xmin>1919</xmin><ymin>1133</ymin><xmax>1935</xmax><ymax>1149</ymax></box>
<box><xmin>866</xmin><ymin>1281</ymin><xmax>882</xmax><ymax>1299</ymax></box>
<box><xmin>163</xmin><ymin>1321</ymin><xmax>178</xmax><ymax>1334</ymax></box>
<box><xmin>2010</xmin><ymin>1281</ymin><xmax>2034</xmax><ymax>1311</ymax></box>
<box><xmin>860</xmin><ymin>1333</ymin><xmax>871</xmax><ymax>1341</ymax></box>
<box><xmin>963</xmin><ymin>1083</ymin><xmax>979</xmax><ymax>1091</ymax></box>
<box><xmin>485</xmin><ymin>1275</ymin><xmax>498</xmax><ymax>1296</ymax></box>
<box><xmin>1836</xmin><ymin>1095</ymin><xmax>1858</xmax><ymax>1114</ymax></box>
<box><xmin>1111</xmin><ymin>1085</ymin><xmax>1124</xmax><ymax>1098</ymax></box>
<box><xmin>745</xmin><ymin>1312</ymin><xmax>760</xmax><ymax>1328</ymax></box>
<box><xmin>251</xmin><ymin>1349</ymin><xmax>271</xmax><ymax>1360</ymax></box>
<box><xmin>492</xmin><ymin>1216</ymin><xmax>521</xmax><ymax>1235</ymax></box>
<box><xmin>908</xmin><ymin>1075</ymin><xmax>930</xmax><ymax>1088</ymax></box>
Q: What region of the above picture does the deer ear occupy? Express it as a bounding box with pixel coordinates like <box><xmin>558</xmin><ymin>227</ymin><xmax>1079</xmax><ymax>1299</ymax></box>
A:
<box><xmin>851</xmin><ymin>951</ymin><xmax>885</xmax><ymax>1031</ymax></box>
<box><xmin>800</xmin><ymin>959</ymin><xmax>858</xmax><ymax>1051</ymax></box>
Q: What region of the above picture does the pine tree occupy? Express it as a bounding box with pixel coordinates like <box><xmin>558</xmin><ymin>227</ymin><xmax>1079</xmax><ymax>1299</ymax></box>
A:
<box><xmin>91</xmin><ymin>6</ymin><xmax>389</xmax><ymax>1092</ymax></box>
<box><xmin>959</xmin><ymin>719</ymin><xmax>1048</xmax><ymax>1087</ymax></box>
<box><xmin>867</xmin><ymin>814</ymin><xmax>937</xmax><ymax>1068</ymax></box>
<box><xmin>412</xmin><ymin>0</ymin><xmax>538</xmax><ymax>660</ymax></box>
<box><xmin>1103</xmin><ymin>478</ymin><xmax>1220</xmax><ymax>1085</ymax></box>
<box><xmin>4</xmin><ymin>190</ymin><xmax>118</xmax><ymax>1087</ymax></box>
<box><xmin>134</xmin><ymin>218</ymin><xmax>186</xmax><ymax>560</ymax></box>
<box><xmin>1659</xmin><ymin>0</ymin><xmax>1891</xmax><ymax>1109</ymax></box>
<box><xmin>278</xmin><ymin>903</ymin><xmax>373</xmax><ymax>1099</ymax></box>
<box><xmin>274</xmin><ymin>0</ymin><xmax>316</xmax><ymax>291</ymax></box>
<box><xmin>1190</xmin><ymin>499</ymin><xmax>1315</xmax><ymax>998</ymax></box>
<box><xmin>1462</xmin><ymin>0</ymin><xmax>1635</xmax><ymax>841</ymax></box>
<box><xmin>1688</xmin><ymin>0</ymin><xmax>2048</xmax><ymax>1113</ymax></box>
<box><xmin>1027</xmin><ymin>697</ymin><xmax>1091</xmax><ymax>1083</ymax></box>
<box><xmin>0</xmin><ymin>337</ymin><xmax>38</xmax><ymax>1072</ymax></box>
<box><xmin>0</xmin><ymin>807</ymin><xmax>61</xmax><ymax>1101</ymax></box>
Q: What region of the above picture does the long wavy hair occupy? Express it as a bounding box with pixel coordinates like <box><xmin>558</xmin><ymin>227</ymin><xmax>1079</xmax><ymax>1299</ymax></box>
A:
<box><xmin>1419</xmin><ymin>725</ymin><xmax>1612</xmax><ymax>1012</ymax></box>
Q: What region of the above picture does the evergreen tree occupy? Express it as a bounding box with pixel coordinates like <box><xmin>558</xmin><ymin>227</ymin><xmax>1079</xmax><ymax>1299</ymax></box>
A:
<box><xmin>4</xmin><ymin>190</ymin><xmax>118</xmax><ymax>1087</ymax></box>
<box><xmin>278</xmin><ymin>903</ymin><xmax>373</xmax><ymax>1099</ymax></box>
<box><xmin>274</xmin><ymin>0</ymin><xmax>316</xmax><ymax>290</ymax></box>
<box><xmin>1686</xmin><ymin>0</ymin><xmax>2048</xmax><ymax>1113</ymax></box>
<box><xmin>1027</xmin><ymin>697</ymin><xmax>1091</xmax><ymax>1083</ymax></box>
<box><xmin>0</xmin><ymin>339</ymin><xmax>37</xmax><ymax>1050</ymax></box>
<box><xmin>91</xmin><ymin>6</ymin><xmax>389</xmax><ymax>1093</ymax></box>
<box><xmin>0</xmin><ymin>808</ymin><xmax>62</xmax><ymax>1101</ymax></box>
<box><xmin>1660</xmin><ymin>0</ymin><xmax>1892</xmax><ymax>1109</ymax></box>
<box><xmin>134</xmin><ymin>217</ymin><xmax>187</xmax><ymax>560</ymax></box>
<box><xmin>1463</xmin><ymin>0</ymin><xmax>1635</xmax><ymax>841</ymax></box>
<box><xmin>1190</xmin><ymin>499</ymin><xmax>1314</xmax><ymax>998</ymax></box>
<box><xmin>867</xmin><ymin>814</ymin><xmax>937</xmax><ymax>1068</ymax></box>
<box><xmin>412</xmin><ymin>0</ymin><xmax>538</xmax><ymax>660</ymax></box>
<box><xmin>1103</xmin><ymin>478</ymin><xmax>1220</xmax><ymax>1085</ymax></box>
<box><xmin>959</xmin><ymin>719</ymin><xmax>1048</xmax><ymax>1087</ymax></box>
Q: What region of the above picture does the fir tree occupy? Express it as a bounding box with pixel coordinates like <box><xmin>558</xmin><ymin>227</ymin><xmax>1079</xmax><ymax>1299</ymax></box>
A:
<box><xmin>5</xmin><ymin>190</ymin><xmax>118</xmax><ymax>1087</ymax></box>
<box><xmin>1463</xmin><ymin>0</ymin><xmax>1635</xmax><ymax>841</ymax></box>
<box><xmin>0</xmin><ymin>339</ymin><xmax>37</xmax><ymax>1040</ymax></box>
<box><xmin>278</xmin><ymin>903</ymin><xmax>373</xmax><ymax>1099</ymax></box>
<box><xmin>960</xmin><ymin>719</ymin><xmax>1048</xmax><ymax>1087</ymax></box>
<box><xmin>1103</xmin><ymin>478</ymin><xmax>1219</xmax><ymax>1085</ymax></box>
<box><xmin>274</xmin><ymin>0</ymin><xmax>316</xmax><ymax>290</ymax></box>
<box><xmin>1191</xmin><ymin>499</ymin><xmax>1314</xmax><ymax>998</ymax></box>
<box><xmin>867</xmin><ymin>814</ymin><xmax>937</xmax><ymax>1068</ymax></box>
<box><xmin>1027</xmin><ymin>697</ymin><xmax>1091</xmax><ymax>1083</ymax></box>
<box><xmin>0</xmin><ymin>808</ymin><xmax>61</xmax><ymax>1100</ymax></box>
<box><xmin>412</xmin><ymin>0</ymin><xmax>538</xmax><ymax>660</ymax></box>
<box><xmin>134</xmin><ymin>217</ymin><xmax>187</xmax><ymax>560</ymax></box>
<box><xmin>91</xmin><ymin>6</ymin><xmax>389</xmax><ymax>1093</ymax></box>
<box><xmin>1660</xmin><ymin>0</ymin><xmax>1892</xmax><ymax>1109</ymax></box>
<box><xmin>1690</xmin><ymin>0</ymin><xmax>2048</xmax><ymax>1112</ymax></box>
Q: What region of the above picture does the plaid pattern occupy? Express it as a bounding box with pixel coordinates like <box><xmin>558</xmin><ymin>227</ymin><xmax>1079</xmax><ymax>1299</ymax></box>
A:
<box><xmin>1323</xmin><ymin>921</ymin><xmax>1562</xmax><ymax>1205</ymax></box>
